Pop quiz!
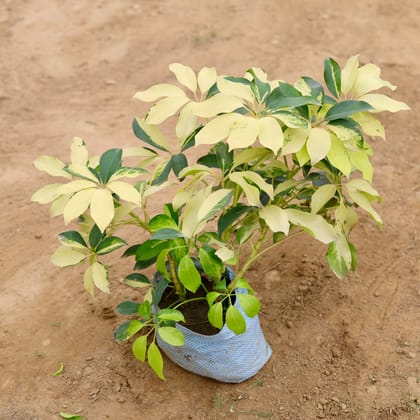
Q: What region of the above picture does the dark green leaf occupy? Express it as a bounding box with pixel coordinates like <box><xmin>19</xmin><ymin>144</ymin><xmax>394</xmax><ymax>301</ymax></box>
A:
<box><xmin>171</xmin><ymin>153</ymin><xmax>188</xmax><ymax>177</ymax></box>
<box><xmin>214</xmin><ymin>142</ymin><xmax>233</xmax><ymax>174</ymax></box>
<box><xmin>199</xmin><ymin>247</ymin><xmax>223</xmax><ymax>280</ymax></box>
<box><xmin>181</xmin><ymin>126</ymin><xmax>202</xmax><ymax>152</ymax></box>
<box><xmin>323</xmin><ymin>57</ymin><xmax>342</xmax><ymax>98</ymax></box>
<box><xmin>58</xmin><ymin>231</ymin><xmax>87</xmax><ymax>248</ymax></box>
<box><xmin>266</xmin><ymin>92</ymin><xmax>321</xmax><ymax>110</ymax></box>
<box><xmin>301</xmin><ymin>76</ymin><xmax>324</xmax><ymax>102</ymax></box>
<box><xmin>116</xmin><ymin>301</ymin><xmax>139</xmax><ymax>315</ymax></box>
<box><xmin>99</xmin><ymin>148</ymin><xmax>122</xmax><ymax>183</ymax></box>
<box><xmin>218</xmin><ymin>205</ymin><xmax>253</xmax><ymax>237</ymax></box>
<box><xmin>197</xmin><ymin>153</ymin><xmax>218</xmax><ymax>168</ymax></box>
<box><xmin>136</xmin><ymin>240</ymin><xmax>168</xmax><ymax>261</ymax></box>
<box><xmin>96</xmin><ymin>236</ymin><xmax>127</xmax><ymax>255</ymax></box>
<box><xmin>178</xmin><ymin>255</ymin><xmax>201</xmax><ymax>293</ymax></box>
<box><xmin>325</xmin><ymin>100</ymin><xmax>372</xmax><ymax>122</ymax></box>
<box><xmin>152</xmin><ymin>277</ymin><xmax>169</xmax><ymax>307</ymax></box>
<box><xmin>89</xmin><ymin>224</ymin><xmax>104</xmax><ymax>249</ymax></box>
<box><xmin>247</xmin><ymin>68</ymin><xmax>270</xmax><ymax>103</ymax></box>
<box><xmin>151</xmin><ymin>229</ymin><xmax>184</xmax><ymax>240</ymax></box>
<box><xmin>151</xmin><ymin>159</ymin><xmax>172</xmax><ymax>186</ymax></box>
<box><xmin>114</xmin><ymin>321</ymin><xmax>131</xmax><ymax>341</ymax></box>
<box><xmin>124</xmin><ymin>273</ymin><xmax>151</xmax><ymax>287</ymax></box>
<box><xmin>224</xmin><ymin>76</ymin><xmax>251</xmax><ymax>85</ymax></box>
<box><xmin>134</xmin><ymin>257</ymin><xmax>157</xmax><ymax>270</ymax></box>
<box><xmin>138</xmin><ymin>301</ymin><xmax>152</xmax><ymax>319</ymax></box>
<box><xmin>132</xmin><ymin>117</ymin><xmax>168</xmax><ymax>152</ymax></box>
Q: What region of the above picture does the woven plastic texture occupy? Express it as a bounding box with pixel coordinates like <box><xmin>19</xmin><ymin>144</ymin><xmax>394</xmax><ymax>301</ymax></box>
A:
<box><xmin>155</xmin><ymin>269</ymin><xmax>272</xmax><ymax>383</ymax></box>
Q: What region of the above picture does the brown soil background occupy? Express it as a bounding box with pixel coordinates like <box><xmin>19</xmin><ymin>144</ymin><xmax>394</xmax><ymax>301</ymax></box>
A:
<box><xmin>1</xmin><ymin>0</ymin><xmax>419</xmax><ymax>419</ymax></box>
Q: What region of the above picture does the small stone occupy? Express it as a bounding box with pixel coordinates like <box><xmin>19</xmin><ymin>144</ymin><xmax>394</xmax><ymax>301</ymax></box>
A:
<box><xmin>341</xmin><ymin>403</ymin><xmax>347</xmax><ymax>410</ymax></box>
<box><xmin>117</xmin><ymin>396</ymin><xmax>126</xmax><ymax>403</ymax></box>
<box><xmin>407</xmin><ymin>352</ymin><xmax>416</xmax><ymax>359</ymax></box>
<box><xmin>113</xmin><ymin>383</ymin><xmax>121</xmax><ymax>392</ymax></box>
<box><xmin>319</xmin><ymin>398</ymin><xmax>328</xmax><ymax>405</ymax></box>
<box><xmin>331</xmin><ymin>396</ymin><xmax>339</xmax><ymax>403</ymax></box>
<box><xmin>85</xmin><ymin>356</ymin><xmax>94</xmax><ymax>361</ymax></box>
<box><xmin>105</xmin><ymin>79</ymin><xmax>117</xmax><ymax>85</ymax></box>
<box><xmin>285</xmin><ymin>320</ymin><xmax>293</xmax><ymax>329</ymax></box>
<box><xmin>298</xmin><ymin>285</ymin><xmax>308</xmax><ymax>292</ymax></box>
<box><xmin>373</xmin><ymin>291</ymin><xmax>380</xmax><ymax>297</ymax></box>
<box><xmin>34</xmin><ymin>234</ymin><xmax>42</xmax><ymax>239</ymax></box>
<box><xmin>331</xmin><ymin>347</ymin><xmax>341</xmax><ymax>358</ymax></box>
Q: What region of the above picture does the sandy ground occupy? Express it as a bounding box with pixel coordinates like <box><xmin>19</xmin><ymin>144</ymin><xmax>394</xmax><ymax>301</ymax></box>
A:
<box><xmin>1</xmin><ymin>0</ymin><xmax>419</xmax><ymax>419</ymax></box>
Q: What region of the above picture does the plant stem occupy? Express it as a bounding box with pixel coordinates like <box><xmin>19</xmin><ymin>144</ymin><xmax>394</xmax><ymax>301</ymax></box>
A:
<box><xmin>168</xmin><ymin>253</ymin><xmax>185</xmax><ymax>299</ymax></box>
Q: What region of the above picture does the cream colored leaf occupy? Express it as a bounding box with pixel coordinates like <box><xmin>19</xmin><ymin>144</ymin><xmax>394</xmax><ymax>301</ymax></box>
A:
<box><xmin>273</xmin><ymin>111</ymin><xmax>308</xmax><ymax>128</ymax></box>
<box><xmin>281</xmin><ymin>128</ymin><xmax>309</xmax><ymax>155</ymax></box>
<box><xmin>246</xmin><ymin>67</ymin><xmax>268</xmax><ymax>82</ymax></box>
<box><xmin>51</xmin><ymin>245</ymin><xmax>86</xmax><ymax>267</ymax></box>
<box><xmin>341</xmin><ymin>55</ymin><xmax>359</xmax><ymax>95</ymax></box>
<box><xmin>217</xmin><ymin>77</ymin><xmax>254</xmax><ymax>102</ymax></box>
<box><xmin>227</xmin><ymin>116</ymin><xmax>259</xmax><ymax>150</ymax></box>
<box><xmin>90</xmin><ymin>188</ymin><xmax>115</xmax><ymax>232</ymax></box>
<box><xmin>122</xmin><ymin>146</ymin><xmax>157</xmax><ymax>158</ymax></box>
<box><xmin>71</xmin><ymin>137</ymin><xmax>89</xmax><ymax>166</ymax></box>
<box><xmin>229</xmin><ymin>172</ymin><xmax>263</xmax><ymax>206</ymax></box>
<box><xmin>34</xmin><ymin>156</ymin><xmax>71</xmax><ymax>179</ymax></box>
<box><xmin>83</xmin><ymin>265</ymin><xmax>95</xmax><ymax>298</ymax></box>
<box><xmin>335</xmin><ymin>203</ymin><xmax>358</xmax><ymax>235</ymax></box>
<box><xmin>172</xmin><ymin>189</ymin><xmax>193</xmax><ymax>211</ymax></box>
<box><xmin>311</xmin><ymin>184</ymin><xmax>337</xmax><ymax>214</ymax></box>
<box><xmin>180</xmin><ymin>190</ymin><xmax>207</xmax><ymax>237</ymax></box>
<box><xmin>215</xmin><ymin>246</ymin><xmax>235</xmax><ymax>263</ymax></box>
<box><xmin>65</xmin><ymin>164</ymin><xmax>98</xmax><ymax>182</ymax></box>
<box><xmin>345</xmin><ymin>189</ymin><xmax>382</xmax><ymax>226</ymax></box>
<box><xmin>197</xmin><ymin>67</ymin><xmax>217</xmax><ymax>94</ymax></box>
<box><xmin>258</xmin><ymin>116</ymin><xmax>284</xmax><ymax>154</ymax></box>
<box><xmin>191</xmin><ymin>93</ymin><xmax>244</xmax><ymax>118</ymax></box>
<box><xmin>354</xmin><ymin>63</ymin><xmax>396</xmax><ymax>97</ymax></box>
<box><xmin>113</xmin><ymin>203</ymin><xmax>136</xmax><ymax>223</ymax></box>
<box><xmin>107</xmin><ymin>181</ymin><xmax>141</xmax><ymax>204</ymax></box>
<box><xmin>345</xmin><ymin>179</ymin><xmax>380</xmax><ymax>197</ymax></box>
<box><xmin>359</xmin><ymin>94</ymin><xmax>410</xmax><ymax>113</ymax></box>
<box><xmin>347</xmin><ymin>150</ymin><xmax>373</xmax><ymax>182</ymax></box>
<box><xmin>274</xmin><ymin>179</ymin><xmax>298</xmax><ymax>196</ymax></box>
<box><xmin>197</xmin><ymin>189</ymin><xmax>232</xmax><ymax>221</ymax></box>
<box><xmin>285</xmin><ymin>209</ymin><xmax>337</xmax><ymax>244</ymax></box>
<box><xmin>351</xmin><ymin>112</ymin><xmax>385</xmax><ymax>139</ymax></box>
<box><xmin>145</xmin><ymin>96</ymin><xmax>190</xmax><ymax>125</ymax></box>
<box><xmin>195</xmin><ymin>113</ymin><xmax>239</xmax><ymax>145</ymax></box>
<box><xmin>306</xmin><ymin>127</ymin><xmax>331</xmax><ymax>165</ymax></box>
<box><xmin>169</xmin><ymin>63</ymin><xmax>197</xmax><ymax>92</ymax></box>
<box><xmin>259</xmin><ymin>205</ymin><xmax>289</xmax><ymax>234</ymax></box>
<box><xmin>134</xmin><ymin>117</ymin><xmax>171</xmax><ymax>151</ymax></box>
<box><xmin>133</xmin><ymin>83</ymin><xmax>186</xmax><ymax>102</ymax></box>
<box><xmin>49</xmin><ymin>194</ymin><xmax>71</xmax><ymax>217</ymax></box>
<box><xmin>327</xmin><ymin>134</ymin><xmax>352</xmax><ymax>177</ymax></box>
<box><xmin>91</xmin><ymin>261</ymin><xmax>110</xmax><ymax>293</ymax></box>
<box><xmin>63</xmin><ymin>188</ymin><xmax>95</xmax><ymax>225</ymax></box>
<box><xmin>232</xmin><ymin>148</ymin><xmax>271</xmax><ymax>169</ymax></box>
<box><xmin>176</xmin><ymin>102</ymin><xmax>198</xmax><ymax>141</ymax></box>
<box><xmin>57</xmin><ymin>179</ymin><xmax>97</xmax><ymax>195</ymax></box>
<box><xmin>31</xmin><ymin>183</ymin><xmax>64</xmax><ymax>204</ymax></box>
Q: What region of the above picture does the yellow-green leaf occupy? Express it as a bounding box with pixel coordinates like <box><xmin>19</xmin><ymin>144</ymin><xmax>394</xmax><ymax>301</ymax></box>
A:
<box><xmin>52</xmin><ymin>362</ymin><xmax>64</xmax><ymax>377</ymax></box>
<box><xmin>197</xmin><ymin>66</ymin><xmax>217</xmax><ymax>94</ymax></box>
<box><xmin>31</xmin><ymin>183</ymin><xmax>64</xmax><ymax>204</ymax></box>
<box><xmin>146</xmin><ymin>96</ymin><xmax>190</xmax><ymax>125</ymax></box>
<box><xmin>158</xmin><ymin>327</ymin><xmax>185</xmax><ymax>346</ymax></box>
<box><xmin>147</xmin><ymin>342</ymin><xmax>165</xmax><ymax>380</ymax></box>
<box><xmin>133</xmin><ymin>83</ymin><xmax>186</xmax><ymax>102</ymax></box>
<box><xmin>217</xmin><ymin>77</ymin><xmax>254</xmax><ymax>102</ymax></box>
<box><xmin>226</xmin><ymin>305</ymin><xmax>246</xmax><ymax>334</ymax></box>
<box><xmin>327</xmin><ymin>134</ymin><xmax>351</xmax><ymax>177</ymax></box>
<box><xmin>285</xmin><ymin>209</ymin><xmax>337</xmax><ymax>244</ymax></box>
<box><xmin>34</xmin><ymin>156</ymin><xmax>71</xmax><ymax>178</ymax></box>
<box><xmin>258</xmin><ymin>116</ymin><xmax>284</xmax><ymax>154</ymax></box>
<box><xmin>169</xmin><ymin>63</ymin><xmax>197</xmax><ymax>92</ymax></box>
<box><xmin>176</xmin><ymin>102</ymin><xmax>198</xmax><ymax>141</ymax></box>
<box><xmin>191</xmin><ymin>93</ymin><xmax>244</xmax><ymax>118</ymax></box>
<box><xmin>341</xmin><ymin>55</ymin><xmax>359</xmax><ymax>95</ymax></box>
<box><xmin>354</xmin><ymin>63</ymin><xmax>396</xmax><ymax>97</ymax></box>
<box><xmin>90</xmin><ymin>188</ymin><xmax>115</xmax><ymax>232</ymax></box>
<box><xmin>70</xmin><ymin>137</ymin><xmax>89</xmax><ymax>166</ymax></box>
<box><xmin>345</xmin><ymin>189</ymin><xmax>382</xmax><ymax>226</ymax></box>
<box><xmin>83</xmin><ymin>265</ymin><xmax>95</xmax><ymax>297</ymax></box>
<box><xmin>227</xmin><ymin>116</ymin><xmax>259</xmax><ymax>150</ymax></box>
<box><xmin>51</xmin><ymin>245</ymin><xmax>86</xmax><ymax>267</ymax></box>
<box><xmin>49</xmin><ymin>195</ymin><xmax>71</xmax><ymax>217</ymax></box>
<box><xmin>259</xmin><ymin>205</ymin><xmax>289</xmax><ymax>234</ymax></box>
<box><xmin>132</xmin><ymin>336</ymin><xmax>147</xmax><ymax>362</ymax></box>
<box><xmin>195</xmin><ymin>113</ymin><xmax>239</xmax><ymax>145</ymax></box>
<box><xmin>352</xmin><ymin>112</ymin><xmax>385</xmax><ymax>139</ymax></box>
<box><xmin>273</xmin><ymin>111</ymin><xmax>308</xmax><ymax>128</ymax></box>
<box><xmin>63</xmin><ymin>188</ymin><xmax>95</xmax><ymax>225</ymax></box>
<box><xmin>281</xmin><ymin>128</ymin><xmax>308</xmax><ymax>155</ymax></box>
<box><xmin>347</xmin><ymin>150</ymin><xmax>373</xmax><ymax>182</ymax></box>
<box><xmin>197</xmin><ymin>189</ymin><xmax>232</xmax><ymax>221</ymax></box>
<box><xmin>107</xmin><ymin>181</ymin><xmax>141</xmax><ymax>204</ymax></box>
<box><xmin>359</xmin><ymin>93</ymin><xmax>410</xmax><ymax>113</ymax></box>
<box><xmin>345</xmin><ymin>179</ymin><xmax>380</xmax><ymax>197</ymax></box>
<box><xmin>306</xmin><ymin>127</ymin><xmax>331</xmax><ymax>165</ymax></box>
<box><xmin>311</xmin><ymin>184</ymin><xmax>337</xmax><ymax>214</ymax></box>
<box><xmin>91</xmin><ymin>261</ymin><xmax>110</xmax><ymax>293</ymax></box>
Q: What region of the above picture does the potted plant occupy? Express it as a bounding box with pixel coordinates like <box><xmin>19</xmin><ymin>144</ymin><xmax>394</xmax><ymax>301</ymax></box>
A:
<box><xmin>32</xmin><ymin>56</ymin><xmax>408</xmax><ymax>382</ymax></box>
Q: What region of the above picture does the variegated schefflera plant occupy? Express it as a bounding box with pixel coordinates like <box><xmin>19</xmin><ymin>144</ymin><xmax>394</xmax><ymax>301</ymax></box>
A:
<box><xmin>32</xmin><ymin>56</ymin><xmax>409</xmax><ymax>379</ymax></box>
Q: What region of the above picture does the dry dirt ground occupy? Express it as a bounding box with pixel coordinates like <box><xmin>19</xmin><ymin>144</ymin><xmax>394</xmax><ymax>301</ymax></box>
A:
<box><xmin>1</xmin><ymin>0</ymin><xmax>420</xmax><ymax>419</ymax></box>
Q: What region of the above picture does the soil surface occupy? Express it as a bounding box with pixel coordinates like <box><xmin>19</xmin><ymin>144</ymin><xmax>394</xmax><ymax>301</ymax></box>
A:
<box><xmin>1</xmin><ymin>0</ymin><xmax>419</xmax><ymax>419</ymax></box>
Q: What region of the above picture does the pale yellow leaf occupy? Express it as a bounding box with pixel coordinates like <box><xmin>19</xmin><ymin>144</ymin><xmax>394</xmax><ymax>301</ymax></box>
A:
<box><xmin>347</xmin><ymin>150</ymin><xmax>373</xmax><ymax>182</ymax></box>
<box><xmin>91</xmin><ymin>261</ymin><xmax>110</xmax><ymax>293</ymax></box>
<box><xmin>133</xmin><ymin>83</ymin><xmax>186</xmax><ymax>102</ymax></box>
<box><xmin>172</xmin><ymin>189</ymin><xmax>193</xmax><ymax>211</ymax></box>
<box><xmin>311</xmin><ymin>184</ymin><xmax>337</xmax><ymax>214</ymax></box>
<box><xmin>51</xmin><ymin>245</ymin><xmax>86</xmax><ymax>267</ymax></box>
<box><xmin>90</xmin><ymin>188</ymin><xmax>115</xmax><ymax>232</ymax></box>
<box><xmin>169</xmin><ymin>63</ymin><xmax>197</xmax><ymax>92</ymax></box>
<box><xmin>259</xmin><ymin>205</ymin><xmax>289</xmax><ymax>234</ymax></box>
<box><xmin>113</xmin><ymin>203</ymin><xmax>136</xmax><ymax>223</ymax></box>
<box><xmin>227</xmin><ymin>116</ymin><xmax>259</xmax><ymax>150</ymax></box>
<box><xmin>197</xmin><ymin>189</ymin><xmax>232</xmax><ymax>221</ymax></box>
<box><xmin>345</xmin><ymin>189</ymin><xmax>382</xmax><ymax>226</ymax></box>
<box><xmin>341</xmin><ymin>55</ymin><xmax>359</xmax><ymax>95</ymax></box>
<box><xmin>34</xmin><ymin>156</ymin><xmax>71</xmax><ymax>179</ymax></box>
<box><xmin>122</xmin><ymin>146</ymin><xmax>157</xmax><ymax>158</ymax></box>
<box><xmin>70</xmin><ymin>137</ymin><xmax>89</xmax><ymax>166</ymax></box>
<box><xmin>49</xmin><ymin>194</ymin><xmax>71</xmax><ymax>217</ymax></box>
<box><xmin>258</xmin><ymin>116</ymin><xmax>284</xmax><ymax>154</ymax></box>
<box><xmin>63</xmin><ymin>188</ymin><xmax>95</xmax><ymax>225</ymax></box>
<box><xmin>217</xmin><ymin>77</ymin><xmax>254</xmax><ymax>102</ymax></box>
<box><xmin>359</xmin><ymin>93</ymin><xmax>410</xmax><ymax>113</ymax></box>
<box><xmin>65</xmin><ymin>164</ymin><xmax>98</xmax><ymax>182</ymax></box>
<box><xmin>281</xmin><ymin>128</ymin><xmax>309</xmax><ymax>155</ymax></box>
<box><xmin>31</xmin><ymin>184</ymin><xmax>64</xmax><ymax>204</ymax></box>
<box><xmin>195</xmin><ymin>113</ymin><xmax>239</xmax><ymax>145</ymax></box>
<box><xmin>142</xmin><ymin>181</ymin><xmax>172</xmax><ymax>199</ymax></box>
<box><xmin>229</xmin><ymin>172</ymin><xmax>262</xmax><ymax>206</ymax></box>
<box><xmin>83</xmin><ymin>265</ymin><xmax>95</xmax><ymax>298</ymax></box>
<box><xmin>306</xmin><ymin>127</ymin><xmax>331</xmax><ymax>165</ymax></box>
<box><xmin>191</xmin><ymin>93</ymin><xmax>244</xmax><ymax>118</ymax></box>
<box><xmin>107</xmin><ymin>181</ymin><xmax>141</xmax><ymax>204</ymax></box>
<box><xmin>354</xmin><ymin>63</ymin><xmax>396</xmax><ymax>97</ymax></box>
<box><xmin>145</xmin><ymin>96</ymin><xmax>190</xmax><ymax>125</ymax></box>
<box><xmin>335</xmin><ymin>203</ymin><xmax>358</xmax><ymax>234</ymax></box>
<box><xmin>180</xmin><ymin>190</ymin><xmax>207</xmax><ymax>237</ymax></box>
<box><xmin>232</xmin><ymin>148</ymin><xmax>271</xmax><ymax>169</ymax></box>
<box><xmin>246</xmin><ymin>67</ymin><xmax>268</xmax><ymax>82</ymax></box>
<box><xmin>327</xmin><ymin>134</ymin><xmax>352</xmax><ymax>177</ymax></box>
<box><xmin>285</xmin><ymin>209</ymin><xmax>337</xmax><ymax>244</ymax></box>
<box><xmin>215</xmin><ymin>246</ymin><xmax>235</xmax><ymax>263</ymax></box>
<box><xmin>57</xmin><ymin>179</ymin><xmax>97</xmax><ymax>195</ymax></box>
<box><xmin>351</xmin><ymin>112</ymin><xmax>385</xmax><ymax>139</ymax></box>
<box><xmin>176</xmin><ymin>102</ymin><xmax>198</xmax><ymax>141</ymax></box>
<box><xmin>345</xmin><ymin>179</ymin><xmax>380</xmax><ymax>197</ymax></box>
<box><xmin>197</xmin><ymin>67</ymin><xmax>217</xmax><ymax>94</ymax></box>
<box><xmin>134</xmin><ymin>117</ymin><xmax>171</xmax><ymax>151</ymax></box>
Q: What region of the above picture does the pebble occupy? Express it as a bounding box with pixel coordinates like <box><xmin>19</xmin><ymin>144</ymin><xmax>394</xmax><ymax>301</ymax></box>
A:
<box><xmin>117</xmin><ymin>396</ymin><xmax>126</xmax><ymax>403</ymax></box>
<box><xmin>34</xmin><ymin>234</ymin><xmax>42</xmax><ymax>239</ymax></box>
<box><xmin>285</xmin><ymin>320</ymin><xmax>293</xmax><ymax>329</ymax></box>
<box><xmin>319</xmin><ymin>398</ymin><xmax>328</xmax><ymax>405</ymax></box>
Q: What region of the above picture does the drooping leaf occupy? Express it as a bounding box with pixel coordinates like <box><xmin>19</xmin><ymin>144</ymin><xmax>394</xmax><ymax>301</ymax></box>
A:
<box><xmin>226</xmin><ymin>305</ymin><xmax>246</xmax><ymax>334</ymax></box>
<box><xmin>178</xmin><ymin>255</ymin><xmax>201</xmax><ymax>293</ymax></box>
<box><xmin>310</xmin><ymin>184</ymin><xmax>337</xmax><ymax>214</ymax></box>
<box><xmin>148</xmin><ymin>342</ymin><xmax>165</xmax><ymax>380</ymax></box>
<box><xmin>151</xmin><ymin>278</ymin><xmax>169</xmax><ymax>307</ymax></box>
<box><xmin>116</xmin><ymin>301</ymin><xmax>140</xmax><ymax>315</ymax></box>
<box><xmin>259</xmin><ymin>205</ymin><xmax>289</xmax><ymax>234</ymax></box>
<box><xmin>91</xmin><ymin>261</ymin><xmax>110</xmax><ymax>293</ymax></box>
<box><xmin>326</xmin><ymin>235</ymin><xmax>353</xmax><ymax>279</ymax></box>
<box><xmin>132</xmin><ymin>335</ymin><xmax>147</xmax><ymax>362</ymax></box>
<box><xmin>324</xmin><ymin>57</ymin><xmax>341</xmax><ymax>98</ymax></box>
<box><xmin>132</xmin><ymin>117</ymin><xmax>170</xmax><ymax>152</ymax></box>
<box><xmin>327</xmin><ymin>134</ymin><xmax>352</xmax><ymax>176</ymax></box>
<box><xmin>258</xmin><ymin>116</ymin><xmax>284</xmax><ymax>154</ymax></box>
<box><xmin>199</xmin><ymin>247</ymin><xmax>223</xmax><ymax>280</ymax></box>
<box><xmin>208</xmin><ymin>301</ymin><xmax>223</xmax><ymax>329</ymax></box>
<box><xmin>237</xmin><ymin>294</ymin><xmax>261</xmax><ymax>318</ymax></box>
<box><xmin>96</xmin><ymin>236</ymin><xmax>127</xmax><ymax>255</ymax></box>
<box><xmin>218</xmin><ymin>204</ymin><xmax>253</xmax><ymax>237</ymax></box>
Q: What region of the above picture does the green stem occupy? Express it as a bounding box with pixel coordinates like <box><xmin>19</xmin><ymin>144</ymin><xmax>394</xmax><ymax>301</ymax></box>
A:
<box><xmin>172</xmin><ymin>297</ymin><xmax>207</xmax><ymax>310</ymax></box>
<box><xmin>128</xmin><ymin>211</ymin><xmax>149</xmax><ymax>231</ymax></box>
<box><xmin>168</xmin><ymin>253</ymin><xmax>185</xmax><ymax>299</ymax></box>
